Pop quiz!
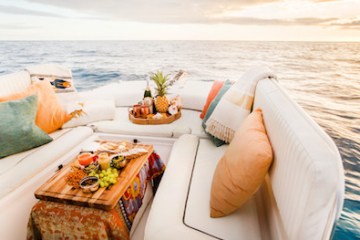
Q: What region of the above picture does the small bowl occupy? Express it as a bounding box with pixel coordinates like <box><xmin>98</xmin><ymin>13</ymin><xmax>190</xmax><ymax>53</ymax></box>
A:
<box><xmin>111</xmin><ymin>155</ymin><xmax>127</xmax><ymax>169</ymax></box>
<box><xmin>80</xmin><ymin>176</ymin><xmax>99</xmax><ymax>193</ymax></box>
<box><xmin>83</xmin><ymin>161</ymin><xmax>100</xmax><ymax>174</ymax></box>
<box><xmin>77</xmin><ymin>152</ymin><xmax>95</xmax><ymax>166</ymax></box>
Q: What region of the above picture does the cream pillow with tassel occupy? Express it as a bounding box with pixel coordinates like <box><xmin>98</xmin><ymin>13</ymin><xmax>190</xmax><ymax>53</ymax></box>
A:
<box><xmin>205</xmin><ymin>64</ymin><xmax>276</xmax><ymax>143</ymax></box>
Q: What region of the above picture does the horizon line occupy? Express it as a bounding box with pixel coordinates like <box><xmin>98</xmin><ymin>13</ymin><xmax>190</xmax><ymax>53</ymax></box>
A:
<box><xmin>0</xmin><ymin>39</ymin><xmax>359</xmax><ymax>43</ymax></box>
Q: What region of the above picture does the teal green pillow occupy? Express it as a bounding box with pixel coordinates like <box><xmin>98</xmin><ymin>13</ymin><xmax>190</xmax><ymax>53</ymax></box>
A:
<box><xmin>202</xmin><ymin>80</ymin><xmax>232</xmax><ymax>147</ymax></box>
<box><xmin>0</xmin><ymin>95</ymin><xmax>53</xmax><ymax>158</ymax></box>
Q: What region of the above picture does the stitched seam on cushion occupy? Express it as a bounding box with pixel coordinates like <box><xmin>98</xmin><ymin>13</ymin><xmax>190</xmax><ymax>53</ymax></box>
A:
<box><xmin>182</xmin><ymin>139</ymin><xmax>222</xmax><ymax>240</ymax></box>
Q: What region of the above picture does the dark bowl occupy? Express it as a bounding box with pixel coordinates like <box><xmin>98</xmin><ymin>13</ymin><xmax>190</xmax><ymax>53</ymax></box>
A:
<box><xmin>80</xmin><ymin>176</ymin><xmax>99</xmax><ymax>193</ymax></box>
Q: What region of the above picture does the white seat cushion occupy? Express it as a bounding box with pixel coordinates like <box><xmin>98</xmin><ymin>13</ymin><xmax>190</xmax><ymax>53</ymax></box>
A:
<box><xmin>176</xmin><ymin>80</ymin><xmax>212</xmax><ymax>111</ymax></box>
<box><xmin>89</xmin><ymin>107</ymin><xmax>207</xmax><ymax>138</ymax></box>
<box><xmin>145</xmin><ymin>135</ymin><xmax>207</xmax><ymax>240</ymax></box>
<box><xmin>87</xmin><ymin>80</ymin><xmax>212</xmax><ymax>111</ymax></box>
<box><xmin>0</xmin><ymin>128</ymin><xmax>70</xmax><ymax>176</ymax></box>
<box><xmin>0</xmin><ymin>71</ymin><xmax>31</xmax><ymax>96</ymax></box>
<box><xmin>82</xmin><ymin>81</ymin><xmax>153</xmax><ymax>108</ymax></box>
<box><xmin>62</xmin><ymin>99</ymin><xmax>116</xmax><ymax>128</ymax></box>
<box><xmin>145</xmin><ymin>135</ymin><xmax>261</xmax><ymax>240</ymax></box>
<box><xmin>0</xmin><ymin>126</ymin><xmax>93</xmax><ymax>199</ymax></box>
<box><xmin>185</xmin><ymin>139</ymin><xmax>261</xmax><ymax>240</ymax></box>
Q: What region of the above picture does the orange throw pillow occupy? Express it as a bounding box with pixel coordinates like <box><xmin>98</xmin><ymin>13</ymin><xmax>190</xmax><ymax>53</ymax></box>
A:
<box><xmin>200</xmin><ymin>80</ymin><xmax>224</xmax><ymax>119</ymax></box>
<box><xmin>210</xmin><ymin>108</ymin><xmax>273</xmax><ymax>217</ymax></box>
<box><xmin>0</xmin><ymin>80</ymin><xmax>71</xmax><ymax>133</ymax></box>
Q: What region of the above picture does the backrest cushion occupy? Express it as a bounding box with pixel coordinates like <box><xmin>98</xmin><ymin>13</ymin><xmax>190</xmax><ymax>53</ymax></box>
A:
<box><xmin>210</xmin><ymin>108</ymin><xmax>273</xmax><ymax>217</ymax></box>
<box><xmin>177</xmin><ymin>80</ymin><xmax>212</xmax><ymax>111</ymax></box>
<box><xmin>0</xmin><ymin>95</ymin><xmax>53</xmax><ymax>158</ymax></box>
<box><xmin>0</xmin><ymin>80</ymin><xmax>72</xmax><ymax>133</ymax></box>
<box><xmin>200</xmin><ymin>80</ymin><xmax>224</xmax><ymax>119</ymax></box>
<box><xmin>253</xmin><ymin>79</ymin><xmax>344</xmax><ymax>239</ymax></box>
<box><xmin>62</xmin><ymin>99</ymin><xmax>116</xmax><ymax>128</ymax></box>
<box><xmin>26</xmin><ymin>64</ymin><xmax>76</xmax><ymax>93</ymax></box>
<box><xmin>0</xmin><ymin>71</ymin><xmax>31</xmax><ymax>96</ymax></box>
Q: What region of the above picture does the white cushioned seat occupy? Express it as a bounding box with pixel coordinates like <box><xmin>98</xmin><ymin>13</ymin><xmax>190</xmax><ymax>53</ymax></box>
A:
<box><xmin>62</xmin><ymin>99</ymin><xmax>116</xmax><ymax>128</ymax></box>
<box><xmin>145</xmin><ymin>134</ymin><xmax>203</xmax><ymax>240</ymax></box>
<box><xmin>0</xmin><ymin>126</ymin><xmax>93</xmax><ymax>199</ymax></box>
<box><xmin>0</xmin><ymin>129</ymin><xmax>71</xmax><ymax>176</ymax></box>
<box><xmin>145</xmin><ymin>135</ymin><xmax>261</xmax><ymax>240</ymax></box>
<box><xmin>0</xmin><ymin>71</ymin><xmax>31</xmax><ymax>96</ymax></box>
<box><xmin>88</xmin><ymin>81</ymin><xmax>144</xmax><ymax>107</ymax></box>
<box><xmin>89</xmin><ymin>107</ymin><xmax>207</xmax><ymax>138</ymax></box>
<box><xmin>146</xmin><ymin>78</ymin><xmax>344</xmax><ymax>240</ymax></box>
<box><xmin>87</xmin><ymin>80</ymin><xmax>212</xmax><ymax>111</ymax></box>
<box><xmin>85</xmin><ymin>79</ymin><xmax>211</xmax><ymax>138</ymax></box>
<box><xmin>174</xmin><ymin>80</ymin><xmax>212</xmax><ymax>111</ymax></box>
<box><xmin>184</xmin><ymin>139</ymin><xmax>261</xmax><ymax>240</ymax></box>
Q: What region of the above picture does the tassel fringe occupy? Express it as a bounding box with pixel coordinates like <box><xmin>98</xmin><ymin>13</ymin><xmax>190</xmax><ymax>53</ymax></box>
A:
<box><xmin>205</xmin><ymin>118</ymin><xmax>235</xmax><ymax>143</ymax></box>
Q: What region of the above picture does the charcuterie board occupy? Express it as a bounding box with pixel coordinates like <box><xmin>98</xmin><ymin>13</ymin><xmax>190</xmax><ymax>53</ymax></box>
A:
<box><xmin>35</xmin><ymin>144</ymin><xmax>153</xmax><ymax>211</ymax></box>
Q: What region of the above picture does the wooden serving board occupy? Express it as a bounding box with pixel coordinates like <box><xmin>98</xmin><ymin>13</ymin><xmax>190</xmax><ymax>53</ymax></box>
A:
<box><xmin>35</xmin><ymin>144</ymin><xmax>153</xmax><ymax>211</ymax></box>
<box><xmin>128</xmin><ymin>110</ymin><xmax>181</xmax><ymax>125</ymax></box>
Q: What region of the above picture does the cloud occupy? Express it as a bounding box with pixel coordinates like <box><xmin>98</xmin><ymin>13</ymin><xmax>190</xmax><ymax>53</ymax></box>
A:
<box><xmin>331</xmin><ymin>19</ymin><xmax>360</xmax><ymax>28</ymax></box>
<box><xmin>24</xmin><ymin>0</ymin><xmax>344</xmax><ymax>28</ymax></box>
<box><xmin>28</xmin><ymin>0</ymin><xmax>280</xmax><ymax>23</ymax></box>
<box><xmin>0</xmin><ymin>23</ymin><xmax>37</xmax><ymax>30</ymax></box>
<box><xmin>4</xmin><ymin>0</ymin><xmax>347</xmax><ymax>29</ymax></box>
<box><xmin>346</xmin><ymin>20</ymin><xmax>360</xmax><ymax>26</ymax></box>
<box><xmin>312</xmin><ymin>0</ymin><xmax>339</xmax><ymax>2</ymax></box>
<box><xmin>0</xmin><ymin>4</ymin><xmax>62</xmax><ymax>18</ymax></box>
<box><xmin>293</xmin><ymin>17</ymin><xmax>337</xmax><ymax>25</ymax></box>
<box><xmin>206</xmin><ymin>16</ymin><xmax>337</xmax><ymax>26</ymax></box>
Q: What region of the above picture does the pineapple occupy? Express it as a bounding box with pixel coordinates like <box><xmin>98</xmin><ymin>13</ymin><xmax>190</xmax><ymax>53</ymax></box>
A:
<box><xmin>151</xmin><ymin>71</ymin><xmax>170</xmax><ymax>113</ymax></box>
<box><xmin>155</xmin><ymin>95</ymin><xmax>168</xmax><ymax>113</ymax></box>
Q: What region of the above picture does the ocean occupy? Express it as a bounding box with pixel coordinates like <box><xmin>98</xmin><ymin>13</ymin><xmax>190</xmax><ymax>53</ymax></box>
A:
<box><xmin>0</xmin><ymin>41</ymin><xmax>359</xmax><ymax>239</ymax></box>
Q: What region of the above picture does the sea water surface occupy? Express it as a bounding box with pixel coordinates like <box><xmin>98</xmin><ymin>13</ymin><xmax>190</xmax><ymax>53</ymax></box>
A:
<box><xmin>0</xmin><ymin>41</ymin><xmax>359</xmax><ymax>239</ymax></box>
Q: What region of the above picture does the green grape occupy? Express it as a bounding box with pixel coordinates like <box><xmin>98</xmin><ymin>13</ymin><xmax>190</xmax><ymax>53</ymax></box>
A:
<box><xmin>94</xmin><ymin>167</ymin><xmax>118</xmax><ymax>189</ymax></box>
<box><xmin>84</xmin><ymin>167</ymin><xmax>118</xmax><ymax>189</ymax></box>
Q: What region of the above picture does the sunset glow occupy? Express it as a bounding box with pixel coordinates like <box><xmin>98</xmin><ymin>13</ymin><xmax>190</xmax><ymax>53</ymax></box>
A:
<box><xmin>0</xmin><ymin>0</ymin><xmax>359</xmax><ymax>41</ymax></box>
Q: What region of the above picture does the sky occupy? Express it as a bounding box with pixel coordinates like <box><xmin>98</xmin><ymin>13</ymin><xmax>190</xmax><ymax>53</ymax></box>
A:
<box><xmin>0</xmin><ymin>0</ymin><xmax>359</xmax><ymax>41</ymax></box>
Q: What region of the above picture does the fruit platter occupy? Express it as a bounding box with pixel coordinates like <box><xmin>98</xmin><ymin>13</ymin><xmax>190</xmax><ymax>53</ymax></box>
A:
<box><xmin>128</xmin><ymin>109</ymin><xmax>182</xmax><ymax>125</ymax></box>
<box><xmin>34</xmin><ymin>140</ymin><xmax>153</xmax><ymax>210</ymax></box>
<box><xmin>129</xmin><ymin>70</ymin><xmax>184</xmax><ymax>125</ymax></box>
